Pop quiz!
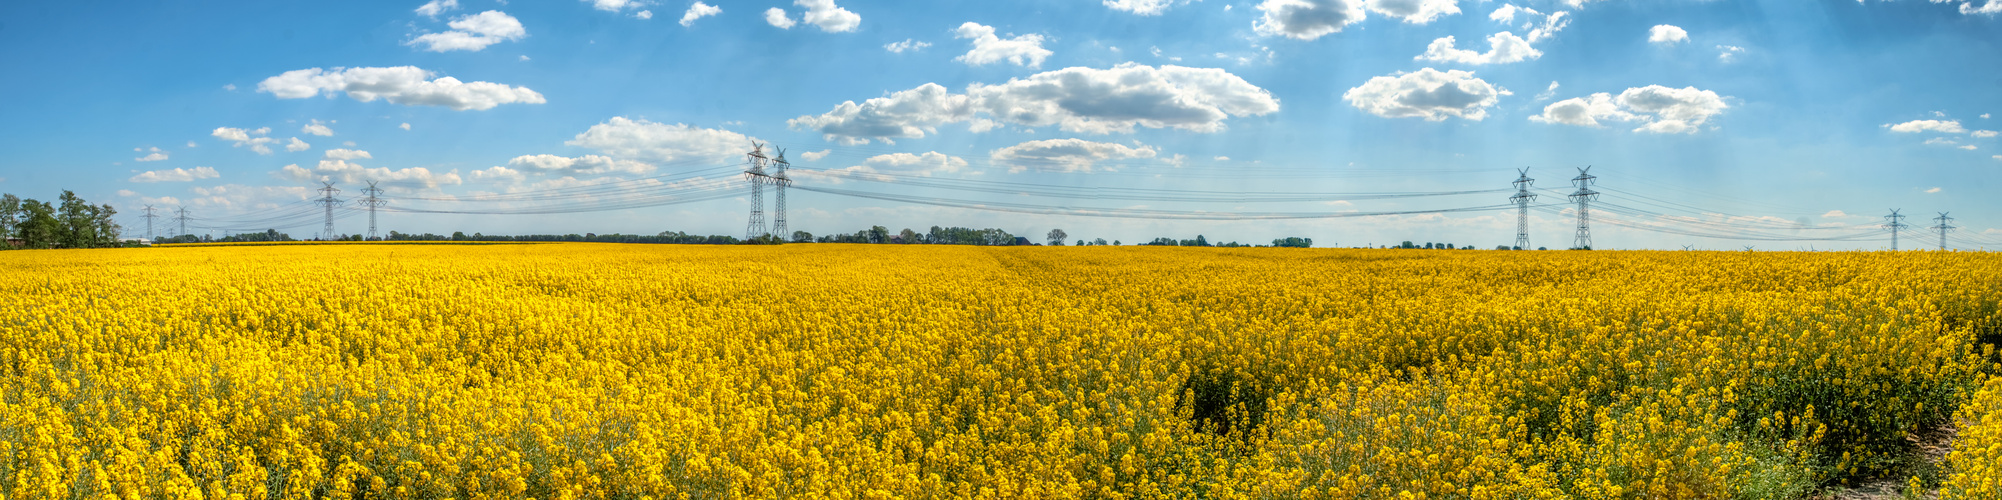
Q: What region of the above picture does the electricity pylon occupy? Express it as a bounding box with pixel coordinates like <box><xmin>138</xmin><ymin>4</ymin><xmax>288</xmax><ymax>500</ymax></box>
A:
<box><xmin>745</xmin><ymin>143</ymin><xmax>770</xmax><ymax>241</ymax></box>
<box><xmin>1884</xmin><ymin>209</ymin><xmax>1907</xmax><ymax>250</ymax></box>
<box><xmin>1569</xmin><ymin>166</ymin><xmax>1598</xmax><ymax>250</ymax></box>
<box><xmin>1510</xmin><ymin>168</ymin><xmax>1535</xmax><ymax>250</ymax></box>
<box><xmin>141</xmin><ymin>205</ymin><xmax>158</xmax><ymax>240</ymax></box>
<box><xmin>359</xmin><ymin>180</ymin><xmax>387</xmax><ymax>240</ymax></box>
<box><xmin>317</xmin><ymin>182</ymin><xmax>343</xmax><ymax>241</ymax></box>
<box><xmin>772</xmin><ymin>148</ymin><xmax>791</xmax><ymax>240</ymax></box>
<box><xmin>1932</xmin><ymin>212</ymin><xmax>1955</xmax><ymax>251</ymax></box>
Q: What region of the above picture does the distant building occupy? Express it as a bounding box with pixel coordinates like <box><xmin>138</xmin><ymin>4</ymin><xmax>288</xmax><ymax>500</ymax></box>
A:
<box><xmin>3</xmin><ymin>238</ymin><xmax>21</xmax><ymax>248</ymax></box>
<box><xmin>1014</xmin><ymin>236</ymin><xmax>1032</xmax><ymax>246</ymax></box>
<box><xmin>118</xmin><ymin>238</ymin><xmax>151</xmax><ymax>246</ymax></box>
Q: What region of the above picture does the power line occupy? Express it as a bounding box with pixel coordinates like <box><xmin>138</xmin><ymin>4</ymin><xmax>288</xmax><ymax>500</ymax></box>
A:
<box><xmin>792</xmin><ymin>166</ymin><xmax>1508</xmax><ymax>203</ymax></box>
<box><xmin>793</xmin><ymin>183</ymin><xmax>1519</xmax><ymax>220</ymax></box>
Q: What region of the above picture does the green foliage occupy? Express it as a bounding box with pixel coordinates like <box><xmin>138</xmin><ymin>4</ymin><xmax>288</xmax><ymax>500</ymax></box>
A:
<box><xmin>0</xmin><ymin>190</ymin><xmax>121</xmax><ymax>250</ymax></box>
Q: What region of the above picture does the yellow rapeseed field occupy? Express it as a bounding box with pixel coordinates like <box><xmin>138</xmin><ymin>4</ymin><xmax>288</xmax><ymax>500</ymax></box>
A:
<box><xmin>3</xmin><ymin>243</ymin><xmax>2000</xmax><ymax>499</ymax></box>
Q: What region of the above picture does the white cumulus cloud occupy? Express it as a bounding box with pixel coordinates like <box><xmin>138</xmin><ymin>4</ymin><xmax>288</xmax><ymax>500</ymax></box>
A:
<box><xmin>680</xmin><ymin>2</ymin><xmax>720</xmax><ymax>26</ymax></box>
<box><xmin>258</xmin><ymin>66</ymin><xmax>545</xmax><ymax>111</ymax></box>
<box><xmin>1536</xmin><ymin>81</ymin><xmax>1560</xmax><ymax>101</ymax></box>
<box><xmin>278</xmin><ymin>160</ymin><xmax>462</xmax><ymax>190</ymax></box>
<box><xmin>416</xmin><ymin>0</ymin><xmax>459</xmax><ymax>17</ymax></box>
<box><xmin>1973</xmin><ymin>130</ymin><xmax>1999</xmax><ymax>138</ymax></box>
<box><xmin>285</xmin><ymin>137</ymin><xmax>311</xmax><ymax>152</ymax></box>
<box><xmin>585</xmin><ymin>0</ymin><xmax>644</xmax><ymax>12</ymax></box>
<box><xmin>1532</xmin><ymin>85</ymin><xmax>1729</xmax><ymax>134</ymax></box>
<box><xmin>990</xmin><ymin>138</ymin><xmax>1158</xmax><ymax>173</ymax></box>
<box><xmin>1417</xmin><ymin>32</ymin><xmax>1540</xmax><ymax>64</ymax></box>
<box><xmin>135</xmin><ymin>147</ymin><xmax>169</xmax><ymax>162</ymax></box>
<box><xmin>470</xmin><ymin>166</ymin><xmax>525</xmax><ymax>184</ymax></box>
<box><xmin>1255</xmin><ymin>0</ymin><xmax>1366</xmax><ymax>40</ymax></box>
<box><xmin>864</xmin><ymin>151</ymin><xmax>970</xmax><ymax>176</ymax></box>
<box><xmin>130</xmin><ymin>167</ymin><xmax>220</xmax><ymax>183</ymax></box>
<box><xmin>635</xmin><ymin>10</ymin><xmax>653</xmax><ymax>19</ymax></box>
<box><xmin>796</xmin><ymin>0</ymin><xmax>860</xmax><ymax>32</ymax></box>
<box><xmin>1367</xmin><ymin>0</ymin><xmax>1460</xmax><ymax>24</ymax></box>
<box><xmin>302</xmin><ymin>119</ymin><xmax>335</xmax><ymax>136</ymax></box>
<box><xmin>1486</xmin><ymin>5</ymin><xmax>1568</xmax><ymax>43</ymax></box>
<box><xmin>212</xmin><ymin>127</ymin><xmax>278</xmax><ymax>154</ymax></box>
<box><xmin>1885</xmin><ymin>119</ymin><xmax>1966</xmax><ymax>134</ymax></box>
<box><xmin>954</xmin><ymin>23</ymin><xmax>1053</xmax><ymax>68</ymax></box>
<box><xmin>565</xmin><ymin>117</ymin><xmax>758</xmax><ymax>163</ymax></box>
<box><xmin>323</xmin><ymin>149</ymin><xmax>373</xmax><ymax>161</ymax></box>
<box><xmin>885</xmin><ymin>39</ymin><xmax>931</xmax><ymax>53</ymax></box>
<box><xmin>1343</xmin><ymin>68</ymin><xmax>1508</xmax><ymax>121</ymax></box>
<box><xmin>1104</xmin><ymin>0</ymin><xmax>1190</xmax><ymax>15</ymax></box>
<box><xmin>765</xmin><ymin>8</ymin><xmax>798</xmax><ymax>28</ymax></box>
<box><xmin>1717</xmin><ymin>45</ymin><xmax>1745</xmax><ymax>62</ymax></box>
<box><xmin>507</xmin><ymin>154</ymin><xmax>654</xmax><ymax>175</ymax></box>
<box><xmin>408</xmin><ymin>11</ymin><xmax>527</xmax><ymax>52</ymax></box>
<box><xmin>1648</xmin><ymin>25</ymin><xmax>1688</xmax><ymax>45</ymax></box>
<box><xmin>791</xmin><ymin>63</ymin><xmax>1280</xmax><ymax>144</ymax></box>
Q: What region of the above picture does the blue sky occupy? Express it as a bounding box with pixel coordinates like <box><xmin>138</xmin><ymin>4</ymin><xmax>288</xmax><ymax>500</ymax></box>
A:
<box><xmin>1</xmin><ymin>0</ymin><xmax>1998</xmax><ymax>249</ymax></box>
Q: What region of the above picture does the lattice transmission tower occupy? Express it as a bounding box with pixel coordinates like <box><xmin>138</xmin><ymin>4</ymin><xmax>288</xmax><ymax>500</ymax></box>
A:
<box><xmin>1570</xmin><ymin>166</ymin><xmax>1598</xmax><ymax>250</ymax></box>
<box><xmin>174</xmin><ymin>206</ymin><xmax>190</xmax><ymax>237</ymax></box>
<box><xmin>1510</xmin><ymin>168</ymin><xmax>1536</xmax><ymax>250</ymax></box>
<box><xmin>1932</xmin><ymin>212</ymin><xmax>1955</xmax><ymax>251</ymax></box>
<box><xmin>744</xmin><ymin>143</ymin><xmax>770</xmax><ymax>241</ymax></box>
<box><xmin>1884</xmin><ymin>209</ymin><xmax>1907</xmax><ymax>251</ymax></box>
<box><xmin>359</xmin><ymin>180</ymin><xmax>387</xmax><ymax>240</ymax></box>
<box><xmin>772</xmin><ymin>148</ymin><xmax>791</xmax><ymax>240</ymax></box>
<box><xmin>317</xmin><ymin>182</ymin><xmax>343</xmax><ymax>241</ymax></box>
<box><xmin>141</xmin><ymin>205</ymin><xmax>158</xmax><ymax>240</ymax></box>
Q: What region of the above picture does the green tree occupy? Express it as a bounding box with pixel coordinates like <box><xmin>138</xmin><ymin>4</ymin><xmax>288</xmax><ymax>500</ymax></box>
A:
<box><xmin>94</xmin><ymin>204</ymin><xmax>120</xmax><ymax>247</ymax></box>
<box><xmin>0</xmin><ymin>194</ymin><xmax>19</xmax><ymax>243</ymax></box>
<box><xmin>57</xmin><ymin>190</ymin><xmax>97</xmax><ymax>249</ymax></box>
<box><xmin>1047</xmin><ymin>228</ymin><xmax>1067</xmax><ymax>246</ymax></box>
<box><xmin>18</xmin><ymin>199</ymin><xmax>59</xmax><ymax>249</ymax></box>
<box><xmin>1271</xmin><ymin>237</ymin><xmax>1312</xmax><ymax>248</ymax></box>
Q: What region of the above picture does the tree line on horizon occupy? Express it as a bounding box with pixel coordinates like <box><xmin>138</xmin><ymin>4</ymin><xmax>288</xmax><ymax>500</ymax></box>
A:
<box><xmin>0</xmin><ymin>191</ymin><xmax>127</xmax><ymax>250</ymax></box>
<box><xmin>0</xmin><ymin>189</ymin><xmax>1348</xmax><ymax>251</ymax></box>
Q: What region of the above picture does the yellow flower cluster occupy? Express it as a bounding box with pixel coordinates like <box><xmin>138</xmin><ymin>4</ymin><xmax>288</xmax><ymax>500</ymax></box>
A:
<box><xmin>1945</xmin><ymin>375</ymin><xmax>2002</xmax><ymax>498</ymax></box>
<box><xmin>1</xmin><ymin>244</ymin><xmax>1997</xmax><ymax>498</ymax></box>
